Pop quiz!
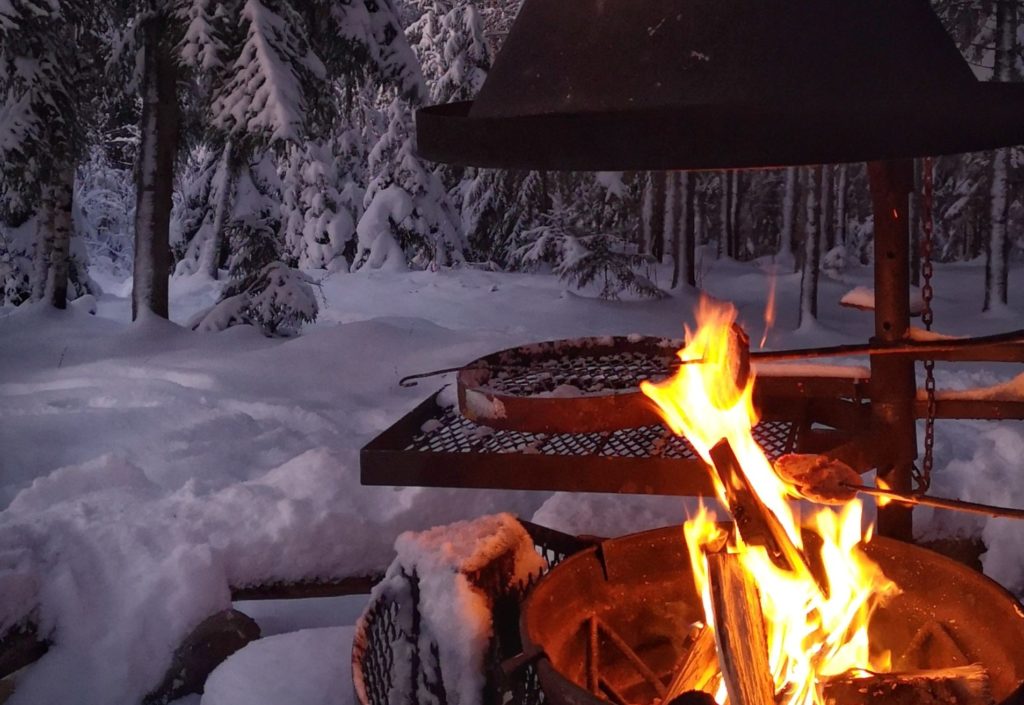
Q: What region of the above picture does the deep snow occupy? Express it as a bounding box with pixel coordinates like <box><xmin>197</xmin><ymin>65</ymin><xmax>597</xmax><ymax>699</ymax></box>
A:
<box><xmin>1</xmin><ymin>257</ymin><xmax>1023</xmax><ymax>704</ymax></box>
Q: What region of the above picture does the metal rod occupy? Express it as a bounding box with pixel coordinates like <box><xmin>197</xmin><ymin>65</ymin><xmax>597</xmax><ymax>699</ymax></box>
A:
<box><xmin>587</xmin><ymin>614</ymin><xmax>600</xmax><ymax>695</ymax></box>
<box><xmin>597</xmin><ymin>617</ymin><xmax>668</xmax><ymax>698</ymax></box>
<box><xmin>843</xmin><ymin>483</ymin><xmax>1024</xmax><ymax>521</ymax></box>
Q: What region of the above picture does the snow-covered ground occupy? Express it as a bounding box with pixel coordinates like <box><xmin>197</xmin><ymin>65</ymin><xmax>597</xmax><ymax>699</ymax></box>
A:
<box><xmin>1</xmin><ymin>258</ymin><xmax>1023</xmax><ymax>705</ymax></box>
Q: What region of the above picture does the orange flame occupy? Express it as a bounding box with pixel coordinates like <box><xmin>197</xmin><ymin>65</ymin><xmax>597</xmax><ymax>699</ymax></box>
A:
<box><xmin>641</xmin><ymin>300</ymin><xmax>897</xmax><ymax>705</ymax></box>
<box><xmin>761</xmin><ymin>274</ymin><xmax>777</xmax><ymax>349</ymax></box>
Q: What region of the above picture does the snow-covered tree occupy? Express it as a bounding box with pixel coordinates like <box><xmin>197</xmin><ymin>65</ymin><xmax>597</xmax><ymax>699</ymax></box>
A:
<box><xmin>0</xmin><ymin>0</ymin><xmax>101</xmax><ymax>308</ymax></box>
<box><xmin>192</xmin><ymin>215</ymin><xmax>318</xmax><ymax>336</ymax></box>
<box><xmin>355</xmin><ymin>97</ymin><xmax>463</xmax><ymax>271</ymax></box>
<box><xmin>512</xmin><ymin>207</ymin><xmax>665</xmax><ymax>301</ymax></box>
<box><xmin>279</xmin><ymin>138</ymin><xmax>364</xmax><ymax>270</ymax></box>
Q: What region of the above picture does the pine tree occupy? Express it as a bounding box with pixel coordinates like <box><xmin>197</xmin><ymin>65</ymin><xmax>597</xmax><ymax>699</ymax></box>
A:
<box><xmin>355</xmin><ymin>97</ymin><xmax>463</xmax><ymax>270</ymax></box>
<box><xmin>1</xmin><ymin>0</ymin><xmax>101</xmax><ymax>308</ymax></box>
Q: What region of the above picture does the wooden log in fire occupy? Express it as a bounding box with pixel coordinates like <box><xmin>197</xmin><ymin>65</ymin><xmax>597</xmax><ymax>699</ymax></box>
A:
<box><xmin>708</xmin><ymin>441</ymin><xmax>818</xmax><ymax>586</ymax></box>
<box><xmin>820</xmin><ymin>664</ymin><xmax>992</xmax><ymax>705</ymax></box>
<box><xmin>706</xmin><ymin>550</ymin><xmax>775</xmax><ymax>705</ymax></box>
<box><xmin>664</xmin><ymin>624</ymin><xmax>718</xmax><ymax>701</ymax></box>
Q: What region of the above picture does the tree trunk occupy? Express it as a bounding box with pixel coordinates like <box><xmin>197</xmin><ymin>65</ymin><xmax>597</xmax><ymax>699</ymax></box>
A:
<box><xmin>821</xmin><ymin>164</ymin><xmax>834</xmax><ymax>252</ymax></box>
<box><xmin>799</xmin><ymin>166</ymin><xmax>821</xmax><ymax>328</ymax></box>
<box><xmin>985</xmin><ymin>0</ymin><xmax>1015</xmax><ymax>311</ymax></box>
<box><xmin>650</xmin><ymin>172</ymin><xmax>667</xmax><ymax>263</ymax></box>
<box><xmin>45</xmin><ymin>162</ymin><xmax>75</xmax><ymax>309</ymax></box>
<box><xmin>201</xmin><ymin>138</ymin><xmax>235</xmax><ymax>280</ymax></box>
<box><xmin>132</xmin><ymin>14</ymin><xmax>179</xmax><ymax>320</ymax></box>
<box><xmin>718</xmin><ymin>173</ymin><xmax>729</xmax><ymax>259</ymax></box>
<box><xmin>730</xmin><ymin>171</ymin><xmax>743</xmax><ymax>259</ymax></box>
<box><xmin>671</xmin><ymin>172</ymin><xmax>683</xmax><ymax>288</ymax></box>
<box><xmin>836</xmin><ymin>163</ymin><xmax>848</xmax><ymax>249</ymax></box>
<box><xmin>32</xmin><ymin>186</ymin><xmax>55</xmax><ymax>302</ymax></box>
<box><xmin>779</xmin><ymin>166</ymin><xmax>797</xmax><ymax>271</ymax></box>
<box><xmin>684</xmin><ymin>171</ymin><xmax>696</xmax><ymax>287</ymax></box>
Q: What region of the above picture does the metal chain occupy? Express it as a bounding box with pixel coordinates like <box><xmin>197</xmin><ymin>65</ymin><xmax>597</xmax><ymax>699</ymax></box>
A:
<box><xmin>917</xmin><ymin>156</ymin><xmax>937</xmax><ymax>494</ymax></box>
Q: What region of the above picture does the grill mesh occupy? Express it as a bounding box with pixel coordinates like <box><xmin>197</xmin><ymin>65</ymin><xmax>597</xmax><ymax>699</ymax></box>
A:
<box><xmin>484</xmin><ymin>349</ymin><xmax>675</xmax><ymax>396</ymax></box>
<box><xmin>406</xmin><ymin>406</ymin><xmax>796</xmax><ymax>461</ymax></box>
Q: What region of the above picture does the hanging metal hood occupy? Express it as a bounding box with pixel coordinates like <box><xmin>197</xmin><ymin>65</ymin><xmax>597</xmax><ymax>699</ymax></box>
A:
<box><xmin>416</xmin><ymin>0</ymin><xmax>1024</xmax><ymax>170</ymax></box>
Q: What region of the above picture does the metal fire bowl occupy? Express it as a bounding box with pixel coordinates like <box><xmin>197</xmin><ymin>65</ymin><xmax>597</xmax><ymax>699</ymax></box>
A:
<box><xmin>521</xmin><ymin>526</ymin><xmax>1024</xmax><ymax>705</ymax></box>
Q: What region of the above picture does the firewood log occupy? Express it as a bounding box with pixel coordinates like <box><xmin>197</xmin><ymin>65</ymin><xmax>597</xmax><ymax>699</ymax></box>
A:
<box><xmin>820</xmin><ymin>664</ymin><xmax>992</xmax><ymax>705</ymax></box>
<box><xmin>706</xmin><ymin>551</ymin><xmax>775</xmax><ymax>705</ymax></box>
<box><xmin>664</xmin><ymin>624</ymin><xmax>718</xmax><ymax>701</ymax></box>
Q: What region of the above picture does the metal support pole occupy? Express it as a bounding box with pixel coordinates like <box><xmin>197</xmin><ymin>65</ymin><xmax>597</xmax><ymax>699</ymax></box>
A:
<box><xmin>867</xmin><ymin>160</ymin><xmax>917</xmax><ymax>541</ymax></box>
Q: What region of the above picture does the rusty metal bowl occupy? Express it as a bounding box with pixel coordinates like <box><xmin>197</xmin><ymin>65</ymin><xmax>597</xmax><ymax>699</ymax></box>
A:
<box><xmin>521</xmin><ymin>526</ymin><xmax>1024</xmax><ymax>705</ymax></box>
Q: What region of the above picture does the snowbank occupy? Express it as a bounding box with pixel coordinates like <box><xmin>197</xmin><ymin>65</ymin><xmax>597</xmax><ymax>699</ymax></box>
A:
<box><xmin>201</xmin><ymin>627</ymin><xmax>356</xmax><ymax>705</ymax></box>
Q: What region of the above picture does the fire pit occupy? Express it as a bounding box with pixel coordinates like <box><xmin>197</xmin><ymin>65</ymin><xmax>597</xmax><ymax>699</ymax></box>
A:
<box><xmin>521</xmin><ymin>526</ymin><xmax>1024</xmax><ymax>705</ymax></box>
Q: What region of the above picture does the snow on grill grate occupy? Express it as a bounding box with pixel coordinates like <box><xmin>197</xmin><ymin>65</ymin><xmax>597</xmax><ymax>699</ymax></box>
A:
<box><xmin>485</xmin><ymin>350</ymin><xmax>675</xmax><ymax>396</ymax></box>
<box><xmin>405</xmin><ymin>406</ymin><xmax>795</xmax><ymax>460</ymax></box>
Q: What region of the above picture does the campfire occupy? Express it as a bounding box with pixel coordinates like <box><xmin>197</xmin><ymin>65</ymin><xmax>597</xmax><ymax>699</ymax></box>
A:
<box><xmin>512</xmin><ymin>301</ymin><xmax>1024</xmax><ymax>705</ymax></box>
<box><xmin>641</xmin><ymin>301</ymin><xmax>904</xmax><ymax>705</ymax></box>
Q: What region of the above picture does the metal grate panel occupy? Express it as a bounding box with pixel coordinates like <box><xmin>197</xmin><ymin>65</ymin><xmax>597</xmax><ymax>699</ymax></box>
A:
<box><xmin>486</xmin><ymin>349</ymin><xmax>675</xmax><ymax>396</ymax></box>
<box><xmin>404</xmin><ymin>405</ymin><xmax>792</xmax><ymax>461</ymax></box>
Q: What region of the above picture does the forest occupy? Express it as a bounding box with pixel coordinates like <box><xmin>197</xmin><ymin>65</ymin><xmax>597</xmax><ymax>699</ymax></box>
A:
<box><xmin>1</xmin><ymin>0</ymin><xmax>1022</xmax><ymax>333</ymax></box>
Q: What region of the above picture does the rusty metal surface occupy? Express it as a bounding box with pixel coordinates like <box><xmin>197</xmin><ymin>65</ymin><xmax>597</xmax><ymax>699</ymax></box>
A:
<box><xmin>521</xmin><ymin>526</ymin><xmax>1024</xmax><ymax>705</ymax></box>
<box><xmin>417</xmin><ymin>1</ymin><xmax>1024</xmax><ymax>170</ymax></box>
<box><xmin>360</xmin><ymin>391</ymin><xmax>817</xmax><ymax>496</ymax></box>
<box><xmin>454</xmin><ymin>336</ymin><xmax>874</xmax><ymax>435</ymax></box>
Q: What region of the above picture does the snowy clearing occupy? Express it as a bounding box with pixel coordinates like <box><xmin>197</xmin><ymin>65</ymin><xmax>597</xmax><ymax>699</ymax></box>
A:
<box><xmin>1</xmin><ymin>259</ymin><xmax>1023</xmax><ymax>704</ymax></box>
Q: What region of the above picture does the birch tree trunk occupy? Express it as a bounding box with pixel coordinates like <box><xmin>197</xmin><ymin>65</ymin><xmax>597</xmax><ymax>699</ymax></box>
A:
<box><xmin>201</xmin><ymin>139</ymin><xmax>236</xmax><ymax>280</ymax></box>
<box><xmin>985</xmin><ymin>0</ymin><xmax>1015</xmax><ymax>311</ymax></box>
<box><xmin>778</xmin><ymin>166</ymin><xmax>797</xmax><ymax>271</ymax></box>
<box><xmin>44</xmin><ymin>162</ymin><xmax>75</xmax><ymax>309</ymax></box>
<box><xmin>799</xmin><ymin>166</ymin><xmax>822</xmax><ymax>328</ymax></box>
<box><xmin>132</xmin><ymin>15</ymin><xmax>179</xmax><ymax>320</ymax></box>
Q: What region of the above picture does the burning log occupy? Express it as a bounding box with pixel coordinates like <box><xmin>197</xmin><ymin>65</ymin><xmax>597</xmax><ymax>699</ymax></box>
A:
<box><xmin>664</xmin><ymin>624</ymin><xmax>718</xmax><ymax>701</ymax></box>
<box><xmin>820</xmin><ymin>664</ymin><xmax>992</xmax><ymax>705</ymax></box>
<box><xmin>705</xmin><ymin>550</ymin><xmax>775</xmax><ymax>705</ymax></box>
<box><xmin>708</xmin><ymin>441</ymin><xmax>816</xmax><ymax>583</ymax></box>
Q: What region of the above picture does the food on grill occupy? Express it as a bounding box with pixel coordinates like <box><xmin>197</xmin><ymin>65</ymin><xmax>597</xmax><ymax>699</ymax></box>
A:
<box><xmin>772</xmin><ymin>453</ymin><xmax>861</xmax><ymax>504</ymax></box>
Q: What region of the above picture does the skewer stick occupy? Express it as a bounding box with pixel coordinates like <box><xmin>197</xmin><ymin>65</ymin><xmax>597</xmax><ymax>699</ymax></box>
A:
<box><xmin>842</xmin><ymin>483</ymin><xmax>1024</xmax><ymax>521</ymax></box>
<box><xmin>399</xmin><ymin>327</ymin><xmax>1024</xmax><ymax>387</ymax></box>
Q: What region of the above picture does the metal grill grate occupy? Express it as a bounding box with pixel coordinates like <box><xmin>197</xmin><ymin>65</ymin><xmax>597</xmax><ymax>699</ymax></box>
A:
<box><xmin>486</xmin><ymin>349</ymin><xmax>676</xmax><ymax>396</ymax></box>
<box><xmin>405</xmin><ymin>405</ymin><xmax>795</xmax><ymax>461</ymax></box>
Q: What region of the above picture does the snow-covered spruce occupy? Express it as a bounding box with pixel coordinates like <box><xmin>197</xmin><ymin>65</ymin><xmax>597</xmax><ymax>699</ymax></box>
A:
<box><xmin>513</xmin><ymin>212</ymin><xmax>666</xmax><ymax>301</ymax></box>
<box><xmin>193</xmin><ymin>217</ymin><xmax>318</xmax><ymax>336</ymax></box>
<box><xmin>355</xmin><ymin>98</ymin><xmax>464</xmax><ymax>271</ymax></box>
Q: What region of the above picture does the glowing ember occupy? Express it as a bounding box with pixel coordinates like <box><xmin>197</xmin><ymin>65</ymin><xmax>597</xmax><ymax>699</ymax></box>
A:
<box><xmin>641</xmin><ymin>300</ymin><xmax>898</xmax><ymax>705</ymax></box>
